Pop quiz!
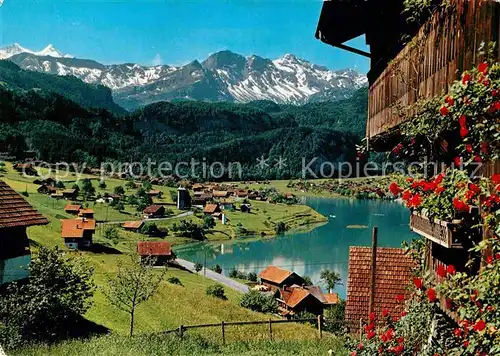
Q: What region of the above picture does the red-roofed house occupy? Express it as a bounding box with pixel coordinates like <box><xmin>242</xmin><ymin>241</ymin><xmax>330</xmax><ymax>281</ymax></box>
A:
<box><xmin>345</xmin><ymin>247</ymin><xmax>415</xmax><ymax>331</ymax></box>
<box><xmin>258</xmin><ymin>265</ymin><xmax>304</xmax><ymax>290</ymax></box>
<box><xmin>122</xmin><ymin>221</ymin><xmax>144</xmax><ymax>233</ymax></box>
<box><xmin>78</xmin><ymin>208</ymin><xmax>95</xmax><ymax>219</ymax></box>
<box><xmin>136</xmin><ymin>241</ymin><xmax>174</xmax><ymax>265</ymax></box>
<box><xmin>277</xmin><ymin>285</ymin><xmax>325</xmax><ymax>317</ymax></box>
<box><xmin>143</xmin><ymin>205</ymin><xmax>165</xmax><ymax>219</ymax></box>
<box><xmin>203</xmin><ymin>204</ymin><xmax>221</xmax><ymax>215</ymax></box>
<box><xmin>61</xmin><ymin>218</ymin><xmax>96</xmax><ymax>249</ymax></box>
<box><xmin>64</xmin><ymin>204</ymin><xmax>82</xmax><ymax>215</ymax></box>
<box><xmin>0</xmin><ymin>180</ymin><xmax>48</xmax><ymax>285</ymax></box>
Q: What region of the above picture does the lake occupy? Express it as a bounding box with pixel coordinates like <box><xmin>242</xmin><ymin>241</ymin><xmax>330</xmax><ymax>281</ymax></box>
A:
<box><xmin>176</xmin><ymin>197</ymin><xmax>417</xmax><ymax>298</ymax></box>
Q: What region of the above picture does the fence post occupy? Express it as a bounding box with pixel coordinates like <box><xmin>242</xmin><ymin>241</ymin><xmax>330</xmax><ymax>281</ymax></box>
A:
<box><xmin>269</xmin><ymin>318</ymin><xmax>273</xmax><ymax>341</ymax></box>
<box><xmin>359</xmin><ymin>318</ymin><xmax>363</xmax><ymax>340</ymax></box>
<box><xmin>317</xmin><ymin>315</ymin><xmax>323</xmax><ymax>339</ymax></box>
<box><xmin>178</xmin><ymin>325</ymin><xmax>184</xmax><ymax>337</ymax></box>
<box><xmin>221</xmin><ymin>321</ymin><xmax>225</xmax><ymax>345</ymax></box>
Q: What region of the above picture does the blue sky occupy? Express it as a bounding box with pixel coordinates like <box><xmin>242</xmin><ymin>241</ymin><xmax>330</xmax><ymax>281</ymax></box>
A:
<box><xmin>0</xmin><ymin>0</ymin><xmax>369</xmax><ymax>73</ymax></box>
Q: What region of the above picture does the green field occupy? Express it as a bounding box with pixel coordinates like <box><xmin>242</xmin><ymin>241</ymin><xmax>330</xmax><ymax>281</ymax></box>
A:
<box><xmin>0</xmin><ymin>163</ymin><xmax>333</xmax><ymax>344</ymax></box>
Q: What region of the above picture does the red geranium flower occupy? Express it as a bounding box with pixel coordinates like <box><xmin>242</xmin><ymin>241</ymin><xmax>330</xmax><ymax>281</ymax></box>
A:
<box><xmin>445</xmin><ymin>95</ymin><xmax>454</xmax><ymax>106</ymax></box>
<box><xmin>435</xmin><ymin>186</ymin><xmax>445</xmax><ymax>195</ymax></box>
<box><xmin>445</xmin><ymin>298</ymin><xmax>453</xmax><ymax>309</ymax></box>
<box><xmin>473</xmin><ymin>320</ymin><xmax>486</xmax><ymax>332</ymax></box>
<box><xmin>469</xmin><ymin>183</ymin><xmax>481</xmax><ymax>195</ymax></box>
<box><xmin>465</xmin><ymin>144</ymin><xmax>473</xmax><ymax>153</ymax></box>
<box><xmin>481</xmin><ymin>142</ymin><xmax>489</xmax><ymax>154</ymax></box>
<box><xmin>427</xmin><ymin>288</ymin><xmax>437</xmax><ymax>302</ymax></box>
<box><xmin>369</xmin><ymin>312</ymin><xmax>376</xmax><ymax>322</ymax></box>
<box><xmin>396</xmin><ymin>294</ymin><xmax>405</xmax><ymax>302</ymax></box>
<box><xmin>389</xmin><ymin>182</ymin><xmax>402</xmax><ymax>196</ymax></box>
<box><xmin>401</xmin><ymin>311</ymin><xmax>407</xmax><ymax>317</ymax></box>
<box><xmin>453</xmin><ymin>198</ymin><xmax>470</xmax><ymax>213</ymax></box>
<box><xmin>493</xmin><ymin>89</ymin><xmax>499</xmax><ymax>97</ymax></box>
<box><xmin>382</xmin><ymin>308</ymin><xmax>389</xmax><ymax>317</ymax></box>
<box><xmin>351</xmin><ymin>352</ymin><xmax>357</xmax><ymax>356</ymax></box>
<box><xmin>460</xmin><ymin>126</ymin><xmax>469</xmax><ymax>138</ymax></box>
<box><xmin>454</xmin><ymin>157</ymin><xmax>462</xmax><ymax>167</ymax></box>
<box><xmin>447</xmin><ymin>265</ymin><xmax>456</xmax><ymax>275</ymax></box>
<box><xmin>462</xmin><ymin>73</ymin><xmax>471</xmax><ymax>85</ymax></box>
<box><xmin>440</xmin><ymin>106</ymin><xmax>449</xmax><ymax>116</ymax></box>
<box><xmin>478</xmin><ymin>62</ymin><xmax>489</xmax><ymax>75</ymax></box>
<box><xmin>367</xmin><ymin>331</ymin><xmax>376</xmax><ymax>340</ymax></box>
<box><xmin>413</xmin><ymin>277</ymin><xmax>424</xmax><ymax>290</ymax></box>
<box><xmin>358</xmin><ymin>343</ymin><xmax>364</xmax><ymax>350</ymax></box>
<box><xmin>408</xmin><ymin>193</ymin><xmax>422</xmax><ymax>208</ymax></box>
<box><xmin>401</xmin><ymin>190</ymin><xmax>412</xmax><ymax>201</ymax></box>
<box><xmin>454</xmin><ymin>328</ymin><xmax>462</xmax><ymax>337</ymax></box>
<box><xmin>492</xmin><ymin>174</ymin><xmax>500</xmax><ymax>185</ymax></box>
<box><xmin>486</xmin><ymin>255</ymin><xmax>494</xmax><ymax>265</ymax></box>
<box><xmin>474</xmin><ymin>154</ymin><xmax>482</xmax><ymax>162</ymax></box>
<box><xmin>364</xmin><ymin>322</ymin><xmax>375</xmax><ymax>332</ymax></box>
<box><xmin>436</xmin><ymin>265</ymin><xmax>447</xmax><ymax>278</ymax></box>
<box><xmin>459</xmin><ymin>115</ymin><xmax>467</xmax><ymax>127</ymax></box>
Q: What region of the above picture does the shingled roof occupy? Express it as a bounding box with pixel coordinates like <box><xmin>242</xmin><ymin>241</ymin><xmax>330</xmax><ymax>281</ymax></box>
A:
<box><xmin>345</xmin><ymin>247</ymin><xmax>415</xmax><ymax>330</ymax></box>
<box><xmin>137</xmin><ymin>241</ymin><xmax>172</xmax><ymax>256</ymax></box>
<box><xmin>0</xmin><ymin>180</ymin><xmax>48</xmax><ymax>229</ymax></box>
<box><xmin>259</xmin><ymin>266</ymin><xmax>294</xmax><ymax>284</ymax></box>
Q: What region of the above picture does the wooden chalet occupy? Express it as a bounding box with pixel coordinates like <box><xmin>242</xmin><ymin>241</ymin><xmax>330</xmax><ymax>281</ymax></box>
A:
<box><xmin>61</xmin><ymin>218</ymin><xmax>96</xmax><ymax>249</ymax></box>
<box><xmin>277</xmin><ymin>285</ymin><xmax>326</xmax><ymax>317</ymax></box>
<box><xmin>203</xmin><ymin>204</ymin><xmax>221</xmax><ymax>216</ymax></box>
<box><xmin>258</xmin><ymin>265</ymin><xmax>305</xmax><ymax>291</ymax></box>
<box><xmin>37</xmin><ymin>185</ymin><xmax>57</xmax><ymax>195</ymax></box>
<box><xmin>192</xmin><ymin>183</ymin><xmax>204</xmax><ymax>192</ymax></box>
<box><xmin>345</xmin><ymin>246</ymin><xmax>415</xmax><ymax>330</ymax></box>
<box><xmin>316</xmin><ymin>0</ymin><xmax>500</xmax><ymax>150</ymax></box>
<box><xmin>0</xmin><ymin>180</ymin><xmax>48</xmax><ymax>285</ymax></box>
<box><xmin>78</xmin><ymin>208</ymin><xmax>95</xmax><ymax>219</ymax></box>
<box><xmin>64</xmin><ymin>204</ymin><xmax>82</xmax><ymax>215</ymax></box>
<box><xmin>147</xmin><ymin>189</ymin><xmax>161</xmax><ymax>197</ymax></box>
<box><xmin>122</xmin><ymin>221</ymin><xmax>144</xmax><ymax>232</ymax></box>
<box><xmin>136</xmin><ymin>241</ymin><xmax>174</xmax><ymax>265</ymax></box>
<box><xmin>62</xmin><ymin>189</ymin><xmax>78</xmax><ymax>200</ymax></box>
<box><xmin>143</xmin><ymin>205</ymin><xmax>165</xmax><ymax>219</ymax></box>
<box><xmin>213</xmin><ymin>190</ymin><xmax>230</xmax><ymax>199</ymax></box>
<box><xmin>13</xmin><ymin>163</ymin><xmax>37</xmax><ymax>176</ymax></box>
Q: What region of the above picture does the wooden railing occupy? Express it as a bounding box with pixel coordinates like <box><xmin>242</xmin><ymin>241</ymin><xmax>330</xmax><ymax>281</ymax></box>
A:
<box><xmin>367</xmin><ymin>0</ymin><xmax>500</xmax><ymax>141</ymax></box>
<box><xmin>161</xmin><ymin>316</ymin><xmax>345</xmax><ymax>344</ymax></box>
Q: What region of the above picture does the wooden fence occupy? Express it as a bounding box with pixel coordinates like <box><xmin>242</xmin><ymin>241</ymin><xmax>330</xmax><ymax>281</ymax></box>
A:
<box><xmin>367</xmin><ymin>0</ymin><xmax>500</xmax><ymax>141</ymax></box>
<box><xmin>162</xmin><ymin>316</ymin><xmax>345</xmax><ymax>344</ymax></box>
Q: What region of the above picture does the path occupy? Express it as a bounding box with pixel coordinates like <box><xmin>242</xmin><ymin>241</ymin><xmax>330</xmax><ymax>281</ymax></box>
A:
<box><xmin>97</xmin><ymin>210</ymin><xmax>193</xmax><ymax>225</ymax></box>
<box><xmin>175</xmin><ymin>258</ymin><xmax>250</xmax><ymax>294</ymax></box>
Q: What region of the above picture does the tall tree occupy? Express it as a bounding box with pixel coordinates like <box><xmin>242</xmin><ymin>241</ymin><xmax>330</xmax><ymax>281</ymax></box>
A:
<box><xmin>104</xmin><ymin>253</ymin><xmax>166</xmax><ymax>336</ymax></box>
<box><xmin>320</xmin><ymin>269</ymin><xmax>342</xmax><ymax>293</ymax></box>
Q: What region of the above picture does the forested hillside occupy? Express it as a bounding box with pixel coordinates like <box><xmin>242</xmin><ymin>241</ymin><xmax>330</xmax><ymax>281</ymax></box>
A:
<box><xmin>0</xmin><ymin>60</ymin><xmax>126</xmax><ymax>115</ymax></box>
<box><xmin>0</xmin><ymin>66</ymin><xmax>368</xmax><ymax>180</ymax></box>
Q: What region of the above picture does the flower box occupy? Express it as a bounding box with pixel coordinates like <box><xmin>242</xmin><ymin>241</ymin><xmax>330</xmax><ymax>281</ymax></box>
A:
<box><xmin>410</xmin><ymin>207</ymin><xmax>481</xmax><ymax>249</ymax></box>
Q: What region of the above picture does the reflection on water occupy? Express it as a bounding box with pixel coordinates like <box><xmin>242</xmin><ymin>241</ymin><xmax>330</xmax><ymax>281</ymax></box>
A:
<box><xmin>177</xmin><ymin>197</ymin><xmax>417</xmax><ymax>299</ymax></box>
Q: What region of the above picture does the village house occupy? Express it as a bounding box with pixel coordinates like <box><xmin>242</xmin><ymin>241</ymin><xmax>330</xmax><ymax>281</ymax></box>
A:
<box><xmin>62</xmin><ymin>189</ymin><xmax>78</xmax><ymax>200</ymax></box>
<box><xmin>236</xmin><ymin>190</ymin><xmax>249</xmax><ymax>198</ymax></box>
<box><xmin>37</xmin><ymin>184</ymin><xmax>57</xmax><ymax>195</ymax></box>
<box><xmin>50</xmin><ymin>193</ymin><xmax>64</xmax><ymax>199</ymax></box>
<box><xmin>192</xmin><ymin>183</ymin><xmax>204</xmax><ymax>192</ymax></box>
<box><xmin>64</xmin><ymin>204</ymin><xmax>82</xmax><ymax>215</ymax></box>
<box><xmin>203</xmin><ymin>204</ymin><xmax>221</xmax><ymax>217</ymax></box>
<box><xmin>13</xmin><ymin>163</ymin><xmax>37</xmax><ymax>176</ymax></box>
<box><xmin>33</xmin><ymin>177</ymin><xmax>55</xmax><ymax>186</ymax></box>
<box><xmin>136</xmin><ymin>241</ymin><xmax>174</xmax><ymax>265</ymax></box>
<box><xmin>122</xmin><ymin>221</ymin><xmax>144</xmax><ymax>233</ymax></box>
<box><xmin>0</xmin><ymin>180</ymin><xmax>48</xmax><ymax>285</ymax></box>
<box><xmin>219</xmin><ymin>198</ymin><xmax>235</xmax><ymax>211</ymax></box>
<box><xmin>147</xmin><ymin>189</ymin><xmax>162</xmax><ymax>198</ymax></box>
<box><xmin>78</xmin><ymin>208</ymin><xmax>95</xmax><ymax>219</ymax></box>
<box><xmin>143</xmin><ymin>205</ymin><xmax>165</xmax><ymax>219</ymax></box>
<box><xmin>277</xmin><ymin>285</ymin><xmax>326</xmax><ymax>317</ymax></box>
<box><xmin>345</xmin><ymin>246</ymin><xmax>415</xmax><ymax>330</ymax></box>
<box><xmin>61</xmin><ymin>218</ymin><xmax>96</xmax><ymax>249</ymax></box>
<box><xmin>213</xmin><ymin>190</ymin><xmax>230</xmax><ymax>199</ymax></box>
<box><xmin>258</xmin><ymin>265</ymin><xmax>305</xmax><ymax>291</ymax></box>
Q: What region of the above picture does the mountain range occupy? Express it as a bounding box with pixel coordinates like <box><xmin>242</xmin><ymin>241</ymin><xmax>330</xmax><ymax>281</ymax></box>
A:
<box><xmin>2</xmin><ymin>44</ymin><xmax>367</xmax><ymax>110</ymax></box>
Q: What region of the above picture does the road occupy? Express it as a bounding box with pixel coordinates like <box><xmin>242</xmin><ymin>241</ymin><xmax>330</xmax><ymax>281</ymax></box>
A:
<box><xmin>97</xmin><ymin>210</ymin><xmax>193</xmax><ymax>225</ymax></box>
<box><xmin>175</xmin><ymin>258</ymin><xmax>250</xmax><ymax>294</ymax></box>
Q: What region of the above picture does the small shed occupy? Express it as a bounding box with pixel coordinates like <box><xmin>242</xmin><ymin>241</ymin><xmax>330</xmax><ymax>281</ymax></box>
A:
<box><xmin>258</xmin><ymin>266</ymin><xmax>304</xmax><ymax>290</ymax></box>
<box><xmin>136</xmin><ymin>241</ymin><xmax>174</xmax><ymax>265</ymax></box>
<box><xmin>62</xmin><ymin>189</ymin><xmax>78</xmax><ymax>200</ymax></box>
<box><xmin>37</xmin><ymin>185</ymin><xmax>57</xmax><ymax>195</ymax></box>
<box><xmin>277</xmin><ymin>286</ymin><xmax>325</xmax><ymax>317</ymax></box>
<box><xmin>123</xmin><ymin>221</ymin><xmax>144</xmax><ymax>233</ymax></box>
<box><xmin>203</xmin><ymin>204</ymin><xmax>221</xmax><ymax>216</ymax></box>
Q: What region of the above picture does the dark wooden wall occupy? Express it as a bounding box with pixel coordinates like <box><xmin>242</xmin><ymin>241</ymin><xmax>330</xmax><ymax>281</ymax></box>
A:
<box><xmin>367</xmin><ymin>0</ymin><xmax>500</xmax><ymax>142</ymax></box>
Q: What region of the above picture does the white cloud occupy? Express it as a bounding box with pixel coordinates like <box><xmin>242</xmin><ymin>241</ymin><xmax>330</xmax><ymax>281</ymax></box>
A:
<box><xmin>0</xmin><ymin>0</ymin><xmax>4</xmax><ymax>7</ymax></box>
<box><xmin>152</xmin><ymin>53</ymin><xmax>162</xmax><ymax>66</ymax></box>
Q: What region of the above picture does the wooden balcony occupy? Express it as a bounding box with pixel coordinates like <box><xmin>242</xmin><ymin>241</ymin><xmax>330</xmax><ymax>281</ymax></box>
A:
<box><xmin>367</xmin><ymin>0</ymin><xmax>500</xmax><ymax>146</ymax></box>
<box><xmin>410</xmin><ymin>212</ymin><xmax>463</xmax><ymax>248</ymax></box>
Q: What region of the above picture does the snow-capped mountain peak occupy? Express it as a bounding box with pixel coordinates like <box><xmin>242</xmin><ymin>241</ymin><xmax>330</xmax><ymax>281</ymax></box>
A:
<box><xmin>0</xmin><ymin>43</ymin><xmax>71</xmax><ymax>59</ymax></box>
<box><xmin>5</xmin><ymin>45</ymin><xmax>367</xmax><ymax>109</ymax></box>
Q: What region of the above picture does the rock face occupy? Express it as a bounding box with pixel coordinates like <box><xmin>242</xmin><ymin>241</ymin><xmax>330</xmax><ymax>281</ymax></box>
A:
<box><xmin>4</xmin><ymin>44</ymin><xmax>367</xmax><ymax>110</ymax></box>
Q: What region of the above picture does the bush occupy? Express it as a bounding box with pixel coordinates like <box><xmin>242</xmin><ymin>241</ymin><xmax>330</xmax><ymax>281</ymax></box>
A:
<box><xmin>0</xmin><ymin>247</ymin><xmax>94</xmax><ymax>348</ymax></box>
<box><xmin>167</xmin><ymin>277</ymin><xmax>183</xmax><ymax>286</ymax></box>
<box><xmin>103</xmin><ymin>226</ymin><xmax>120</xmax><ymax>245</ymax></box>
<box><xmin>323</xmin><ymin>300</ymin><xmax>346</xmax><ymax>334</ymax></box>
<box><xmin>228</xmin><ymin>268</ymin><xmax>238</xmax><ymax>278</ymax></box>
<box><xmin>275</xmin><ymin>221</ymin><xmax>287</xmax><ymax>235</ymax></box>
<box><xmin>247</xmin><ymin>272</ymin><xmax>257</xmax><ymax>282</ymax></box>
<box><xmin>206</xmin><ymin>284</ymin><xmax>226</xmax><ymax>300</ymax></box>
<box><xmin>240</xmin><ymin>290</ymin><xmax>277</xmax><ymax>313</ymax></box>
<box><xmin>194</xmin><ymin>263</ymin><xmax>203</xmax><ymax>273</ymax></box>
<box><xmin>212</xmin><ymin>265</ymin><xmax>222</xmax><ymax>274</ymax></box>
